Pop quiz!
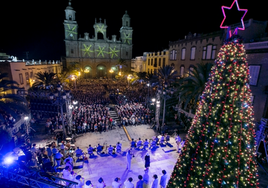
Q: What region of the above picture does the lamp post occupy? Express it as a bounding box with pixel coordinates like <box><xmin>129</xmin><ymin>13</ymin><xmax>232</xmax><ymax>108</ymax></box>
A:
<box><xmin>71</xmin><ymin>75</ymin><xmax>77</xmax><ymax>90</ymax></box>
<box><xmin>49</xmin><ymin>84</ymin><xmax>72</xmax><ymax>139</ymax></box>
<box><xmin>127</xmin><ymin>74</ymin><xmax>132</xmax><ymax>88</ymax></box>
<box><xmin>24</xmin><ymin>116</ymin><xmax>29</xmax><ymax>135</ymax></box>
<box><xmin>156</xmin><ymin>83</ymin><xmax>174</xmax><ymax>133</ymax></box>
<box><xmin>109</xmin><ymin>69</ymin><xmax>114</xmax><ymax>79</ymax></box>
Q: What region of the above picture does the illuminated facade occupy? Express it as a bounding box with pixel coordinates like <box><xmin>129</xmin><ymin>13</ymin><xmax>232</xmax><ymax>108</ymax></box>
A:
<box><xmin>63</xmin><ymin>1</ymin><xmax>133</xmax><ymax>78</ymax></box>
<box><xmin>146</xmin><ymin>50</ymin><xmax>169</xmax><ymax>75</ymax></box>
<box><xmin>169</xmin><ymin>19</ymin><xmax>267</xmax><ymax>77</ymax></box>
<box><xmin>0</xmin><ymin>54</ymin><xmax>62</xmax><ymax>93</ymax></box>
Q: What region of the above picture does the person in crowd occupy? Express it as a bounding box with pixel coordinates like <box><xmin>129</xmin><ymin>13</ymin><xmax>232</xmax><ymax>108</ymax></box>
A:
<box><xmin>144</xmin><ymin>153</ymin><xmax>150</xmax><ymax>170</ymax></box>
<box><xmin>116</xmin><ymin>142</ymin><xmax>122</xmax><ymax>153</ymax></box>
<box><xmin>46</xmin><ymin>144</ymin><xmax>52</xmax><ymax>162</ymax></box>
<box><xmin>65</xmin><ymin>159</ymin><xmax>73</xmax><ymax>171</ymax></box>
<box><xmin>160</xmin><ymin>170</ymin><xmax>167</xmax><ymax>188</ymax></box>
<box><xmin>88</xmin><ymin>145</ymin><xmax>94</xmax><ymax>157</ymax></box>
<box><xmin>124</xmin><ymin>177</ymin><xmax>134</xmax><ymax>188</ymax></box>
<box><xmin>108</xmin><ymin>145</ymin><xmax>114</xmax><ymax>155</ymax></box>
<box><xmin>136</xmin><ymin>175</ymin><xmax>144</xmax><ymax>188</ymax></box>
<box><xmin>85</xmin><ymin>180</ymin><xmax>94</xmax><ymax>188</ymax></box>
<box><xmin>130</xmin><ymin>139</ymin><xmax>136</xmax><ymax>149</ymax></box>
<box><xmin>136</xmin><ymin>138</ymin><xmax>143</xmax><ymax>149</ymax></box>
<box><xmin>143</xmin><ymin>139</ymin><xmax>149</xmax><ymax>150</ymax></box>
<box><xmin>64</xmin><ymin>154</ymin><xmax>73</xmax><ymax>165</ymax></box>
<box><xmin>75</xmin><ymin>147</ymin><xmax>84</xmax><ymax>159</ymax></box>
<box><xmin>55</xmin><ymin>150</ymin><xmax>63</xmax><ymax>167</ymax></box>
<box><xmin>126</xmin><ymin>150</ymin><xmax>133</xmax><ymax>171</ymax></box>
<box><xmin>52</xmin><ymin>146</ymin><xmax>58</xmax><ymax>165</ymax></box>
<box><xmin>97</xmin><ymin>144</ymin><xmax>103</xmax><ymax>154</ymax></box>
<box><xmin>62</xmin><ymin>166</ymin><xmax>70</xmax><ymax>179</ymax></box>
<box><xmin>143</xmin><ymin>169</ymin><xmax>149</xmax><ymax>188</ymax></box>
<box><xmin>96</xmin><ymin>177</ymin><xmax>106</xmax><ymax>188</ymax></box>
<box><xmin>74</xmin><ymin>175</ymin><xmax>85</xmax><ymax>188</ymax></box>
<box><xmin>151</xmin><ymin>175</ymin><xmax>158</xmax><ymax>188</ymax></box>
<box><xmin>112</xmin><ymin>177</ymin><xmax>121</xmax><ymax>188</ymax></box>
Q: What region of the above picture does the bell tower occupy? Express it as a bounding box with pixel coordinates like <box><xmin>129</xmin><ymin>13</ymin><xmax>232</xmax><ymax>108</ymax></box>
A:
<box><xmin>120</xmin><ymin>11</ymin><xmax>133</xmax><ymax>45</ymax></box>
<box><xmin>63</xmin><ymin>0</ymin><xmax>78</xmax><ymax>40</ymax></box>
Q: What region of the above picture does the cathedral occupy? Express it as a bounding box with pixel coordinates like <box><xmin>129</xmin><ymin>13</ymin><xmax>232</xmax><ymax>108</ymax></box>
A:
<box><xmin>63</xmin><ymin>0</ymin><xmax>133</xmax><ymax>78</ymax></box>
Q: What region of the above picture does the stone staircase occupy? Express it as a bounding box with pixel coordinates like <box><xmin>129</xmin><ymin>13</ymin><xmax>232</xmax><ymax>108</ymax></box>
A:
<box><xmin>109</xmin><ymin>107</ymin><xmax>120</xmax><ymax>124</ymax></box>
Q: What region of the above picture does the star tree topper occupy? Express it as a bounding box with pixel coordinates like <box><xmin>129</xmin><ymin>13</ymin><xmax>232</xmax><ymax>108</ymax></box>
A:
<box><xmin>220</xmin><ymin>0</ymin><xmax>248</xmax><ymax>37</ymax></box>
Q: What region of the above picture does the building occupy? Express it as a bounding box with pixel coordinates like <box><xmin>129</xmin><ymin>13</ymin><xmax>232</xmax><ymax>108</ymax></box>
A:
<box><xmin>169</xmin><ymin>19</ymin><xmax>267</xmax><ymax>77</ymax></box>
<box><xmin>63</xmin><ymin>1</ymin><xmax>133</xmax><ymax>78</ymax></box>
<box><xmin>244</xmin><ymin>39</ymin><xmax>268</xmax><ymax>122</ymax></box>
<box><xmin>131</xmin><ymin>52</ymin><xmax>150</xmax><ymax>73</ymax></box>
<box><xmin>146</xmin><ymin>50</ymin><xmax>169</xmax><ymax>75</ymax></box>
<box><xmin>0</xmin><ymin>54</ymin><xmax>62</xmax><ymax>92</ymax></box>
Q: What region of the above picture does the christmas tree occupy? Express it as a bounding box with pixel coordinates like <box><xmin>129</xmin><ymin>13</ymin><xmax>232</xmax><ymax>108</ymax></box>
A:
<box><xmin>168</xmin><ymin>35</ymin><xmax>259</xmax><ymax>188</ymax></box>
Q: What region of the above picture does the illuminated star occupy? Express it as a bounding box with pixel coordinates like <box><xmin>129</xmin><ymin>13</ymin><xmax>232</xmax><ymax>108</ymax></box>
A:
<box><xmin>82</xmin><ymin>44</ymin><xmax>94</xmax><ymax>57</ymax></box>
<box><xmin>109</xmin><ymin>47</ymin><xmax>119</xmax><ymax>58</ymax></box>
<box><xmin>96</xmin><ymin>25</ymin><xmax>105</xmax><ymax>34</ymax></box>
<box><xmin>123</xmin><ymin>33</ymin><xmax>132</xmax><ymax>44</ymax></box>
<box><xmin>220</xmin><ymin>0</ymin><xmax>248</xmax><ymax>32</ymax></box>
<box><xmin>66</xmin><ymin>24</ymin><xmax>77</xmax><ymax>38</ymax></box>
<box><xmin>96</xmin><ymin>46</ymin><xmax>106</xmax><ymax>57</ymax></box>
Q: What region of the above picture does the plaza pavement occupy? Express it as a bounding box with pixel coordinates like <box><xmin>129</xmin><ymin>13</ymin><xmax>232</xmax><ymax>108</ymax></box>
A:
<box><xmin>32</xmin><ymin>124</ymin><xmax>186</xmax><ymax>187</ymax></box>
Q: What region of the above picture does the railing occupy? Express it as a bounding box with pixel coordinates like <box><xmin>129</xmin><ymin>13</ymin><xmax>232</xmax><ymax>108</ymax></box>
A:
<box><xmin>178</xmin><ymin>108</ymin><xmax>195</xmax><ymax>118</ymax></box>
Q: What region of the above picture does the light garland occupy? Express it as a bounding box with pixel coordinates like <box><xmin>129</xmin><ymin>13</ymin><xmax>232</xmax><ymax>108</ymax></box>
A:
<box><xmin>167</xmin><ymin>36</ymin><xmax>258</xmax><ymax>188</ymax></box>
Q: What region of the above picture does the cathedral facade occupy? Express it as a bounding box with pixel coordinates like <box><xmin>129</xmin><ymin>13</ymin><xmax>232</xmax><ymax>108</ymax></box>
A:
<box><xmin>63</xmin><ymin>1</ymin><xmax>133</xmax><ymax>78</ymax></box>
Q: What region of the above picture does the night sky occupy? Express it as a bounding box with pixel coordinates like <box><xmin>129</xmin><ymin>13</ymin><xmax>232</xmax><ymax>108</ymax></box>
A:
<box><xmin>0</xmin><ymin>0</ymin><xmax>267</xmax><ymax>60</ymax></box>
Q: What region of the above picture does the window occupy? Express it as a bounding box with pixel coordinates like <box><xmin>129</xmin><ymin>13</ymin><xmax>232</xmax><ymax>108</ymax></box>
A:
<box><xmin>30</xmin><ymin>72</ymin><xmax>33</xmax><ymax>78</ymax></box>
<box><xmin>154</xmin><ymin>58</ymin><xmax>157</xmax><ymax>67</ymax></box>
<box><xmin>126</xmin><ymin>21</ymin><xmax>129</xmax><ymax>26</ymax></box>
<box><xmin>126</xmin><ymin>52</ymin><xmax>128</xmax><ymax>56</ymax></box>
<box><xmin>212</xmin><ymin>46</ymin><xmax>217</xmax><ymax>59</ymax></box>
<box><xmin>148</xmin><ymin>59</ymin><xmax>150</xmax><ymax>65</ymax></box>
<box><xmin>180</xmin><ymin>65</ymin><xmax>185</xmax><ymax>77</ymax></box>
<box><xmin>202</xmin><ymin>47</ymin><xmax>206</xmax><ymax>59</ymax></box>
<box><xmin>170</xmin><ymin>49</ymin><xmax>177</xmax><ymax>60</ymax></box>
<box><xmin>163</xmin><ymin>58</ymin><xmax>166</xmax><ymax>67</ymax></box>
<box><xmin>206</xmin><ymin>45</ymin><xmax>212</xmax><ymax>59</ymax></box>
<box><xmin>71</xmin><ymin>49</ymin><xmax>74</xmax><ymax>54</ymax></box>
<box><xmin>190</xmin><ymin>47</ymin><xmax>196</xmax><ymax>60</ymax></box>
<box><xmin>159</xmin><ymin>58</ymin><xmax>161</xmax><ymax>67</ymax></box>
<box><xmin>25</xmin><ymin>72</ymin><xmax>29</xmax><ymax>82</ymax></box>
<box><xmin>151</xmin><ymin>59</ymin><xmax>153</xmax><ymax>66</ymax></box>
<box><xmin>189</xmin><ymin>65</ymin><xmax>195</xmax><ymax>76</ymax></box>
<box><xmin>202</xmin><ymin>45</ymin><xmax>217</xmax><ymax>60</ymax></box>
<box><xmin>249</xmin><ymin>65</ymin><xmax>261</xmax><ymax>86</ymax></box>
<box><xmin>181</xmin><ymin>48</ymin><xmax>186</xmax><ymax>60</ymax></box>
<box><xmin>19</xmin><ymin>73</ymin><xmax>23</xmax><ymax>84</ymax></box>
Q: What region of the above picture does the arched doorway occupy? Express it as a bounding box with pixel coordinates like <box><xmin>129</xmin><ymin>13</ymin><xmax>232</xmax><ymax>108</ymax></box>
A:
<box><xmin>97</xmin><ymin>64</ymin><xmax>107</xmax><ymax>78</ymax></box>
<box><xmin>84</xmin><ymin>66</ymin><xmax>92</xmax><ymax>79</ymax></box>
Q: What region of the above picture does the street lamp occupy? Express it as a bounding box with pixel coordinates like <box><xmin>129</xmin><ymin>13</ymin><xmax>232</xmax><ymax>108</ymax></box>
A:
<box><xmin>109</xmin><ymin>69</ymin><xmax>114</xmax><ymax>79</ymax></box>
<box><xmin>71</xmin><ymin>75</ymin><xmax>77</xmax><ymax>90</ymax></box>
<box><xmin>49</xmin><ymin>84</ymin><xmax>72</xmax><ymax>139</ymax></box>
<box><xmin>127</xmin><ymin>74</ymin><xmax>132</xmax><ymax>88</ymax></box>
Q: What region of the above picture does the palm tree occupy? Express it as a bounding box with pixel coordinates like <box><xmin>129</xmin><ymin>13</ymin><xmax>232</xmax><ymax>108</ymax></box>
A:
<box><xmin>157</xmin><ymin>65</ymin><xmax>178</xmax><ymax>86</ymax></box>
<box><xmin>178</xmin><ymin>62</ymin><xmax>213</xmax><ymax>110</ymax></box>
<box><xmin>115</xmin><ymin>58</ymin><xmax>128</xmax><ymax>74</ymax></box>
<box><xmin>32</xmin><ymin>71</ymin><xmax>58</xmax><ymax>90</ymax></box>
<box><xmin>0</xmin><ymin>72</ymin><xmax>29</xmax><ymax>121</ymax></box>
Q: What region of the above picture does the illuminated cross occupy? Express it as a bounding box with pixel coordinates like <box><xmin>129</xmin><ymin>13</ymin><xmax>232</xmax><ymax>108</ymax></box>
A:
<box><xmin>220</xmin><ymin>0</ymin><xmax>248</xmax><ymax>38</ymax></box>
<box><xmin>96</xmin><ymin>46</ymin><xmax>106</xmax><ymax>57</ymax></box>
<box><xmin>96</xmin><ymin>25</ymin><xmax>105</xmax><ymax>34</ymax></box>
<box><xmin>123</xmin><ymin>33</ymin><xmax>132</xmax><ymax>44</ymax></box>
<box><xmin>82</xmin><ymin>44</ymin><xmax>94</xmax><ymax>57</ymax></box>
<box><xmin>109</xmin><ymin>47</ymin><xmax>120</xmax><ymax>58</ymax></box>
<box><xmin>66</xmin><ymin>24</ymin><xmax>77</xmax><ymax>38</ymax></box>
